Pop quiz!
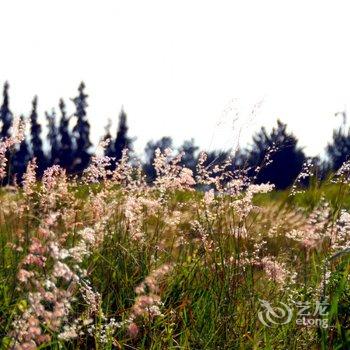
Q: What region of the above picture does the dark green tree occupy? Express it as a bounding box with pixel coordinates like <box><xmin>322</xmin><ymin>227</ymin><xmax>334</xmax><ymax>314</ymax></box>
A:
<box><xmin>246</xmin><ymin>119</ymin><xmax>305</xmax><ymax>189</ymax></box>
<box><xmin>0</xmin><ymin>81</ymin><xmax>13</xmax><ymax>139</ymax></box>
<box><xmin>57</xmin><ymin>99</ymin><xmax>73</xmax><ymax>171</ymax></box>
<box><xmin>30</xmin><ymin>96</ymin><xmax>46</xmax><ymax>177</ymax></box>
<box><xmin>203</xmin><ymin>150</ymin><xmax>231</xmax><ymax>168</ymax></box>
<box><xmin>178</xmin><ymin>139</ymin><xmax>199</xmax><ymax>172</ymax></box>
<box><xmin>46</xmin><ymin>109</ymin><xmax>59</xmax><ymax>166</ymax></box>
<box><xmin>71</xmin><ymin>82</ymin><xmax>92</xmax><ymax>174</ymax></box>
<box><xmin>114</xmin><ymin>107</ymin><xmax>133</xmax><ymax>161</ymax></box>
<box><xmin>102</xmin><ymin>118</ymin><xmax>115</xmax><ymax>158</ymax></box>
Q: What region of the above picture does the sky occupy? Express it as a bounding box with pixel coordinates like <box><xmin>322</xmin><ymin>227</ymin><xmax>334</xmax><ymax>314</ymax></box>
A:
<box><xmin>0</xmin><ymin>0</ymin><xmax>350</xmax><ymax>158</ymax></box>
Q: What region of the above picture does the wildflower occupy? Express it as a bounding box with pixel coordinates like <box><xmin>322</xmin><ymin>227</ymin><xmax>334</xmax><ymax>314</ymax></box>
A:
<box><xmin>0</xmin><ymin>116</ymin><xmax>25</xmax><ymax>180</ymax></box>
<box><xmin>17</xmin><ymin>269</ymin><xmax>34</xmax><ymax>283</ymax></box>
<box><xmin>83</xmin><ymin>140</ymin><xmax>113</xmax><ymax>182</ymax></box>
<box><xmin>178</xmin><ymin>167</ymin><xmax>196</xmax><ymax>188</ymax></box>
<box><xmin>53</xmin><ymin>261</ymin><xmax>78</xmax><ymax>282</ymax></box>
<box><xmin>204</xmin><ymin>189</ymin><xmax>215</xmax><ymax>206</ymax></box>
<box><xmin>58</xmin><ymin>325</ymin><xmax>78</xmax><ymax>340</ymax></box>
<box><xmin>22</xmin><ymin>159</ymin><xmax>37</xmax><ymax>197</ymax></box>
<box><xmin>41</xmin><ymin>166</ymin><xmax>70</xmax><ymax>211</ymax></box>
<box><xmin>290</xmin><ymin>160</ymin><xmax>314</xmax><ymax>196</ymax></box>
<box><xmin>128</xmin><ymin>263</ymin><xmax>172</xmax><ymax>331</ymax></box>
<box><xmin>286</xmin><ymin>201</ymin><xmax>331</xmax><ymax>251</ymax></box>
<box><xmin>127</xmin><ymin>322</ymin><xmax>139</xmax><ymax>338</ymax></box>
<box><xmin>124</xmin><ymin>196</ymin><xmax>144</xmax><ymax>240</ymax></box>
<box><xmin>260</xmin><ymin>256</ymin><xmax>289</xmax><ymax>285</ymax></box>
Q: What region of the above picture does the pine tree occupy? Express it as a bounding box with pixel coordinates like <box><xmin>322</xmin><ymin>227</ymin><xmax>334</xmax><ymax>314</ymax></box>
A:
<box><xmin>46</xmin><ymin>109</ymin><xmax>59</xmax><ymax>166</ymax></box>
<box><xmin>114</xmin><ymin>107</ymin><xmax>133</xmax><ymax>161</ymax></box>
<box><xmin>57</xmin><ymin>99</ymin><xmax>73</xmax><ymax>171</ymax></box>
<box><xmin>102</xmin><ymin>118</ymin><xmax>115</xmax><ymax>158</ymax></box>
<box><xmin>30</xmin><ymin>96</ymin><xmax>46</xmax><ymax>177</ymax></box>
<box><xmin>71</xmin><ymin>82</ymin><xmax>92</xmax><ymax>174</ymax></box>
<box><xmin>12</xmin><ymin>115</ymin><xmax>30</xmax><ymax>183</ymax></box>
<box><xmin>178</xmin><ymin>139</ymin><xmax>199</xmax><ymax>172</ymax></box>
<box><xmin>0</xmin><ymin>81</ymin><xmax>13</xmax><ymax>139</ymax></box>
<box><xmin>246</xmin><ymin>119</ymin><xmax>305</xmax><ymax>189</ymax></box>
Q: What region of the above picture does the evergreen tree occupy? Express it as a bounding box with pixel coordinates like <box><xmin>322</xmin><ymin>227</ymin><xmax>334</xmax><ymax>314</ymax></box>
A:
<box><xmin>57</xmin><ymin>99</ymin><xmax>73</xmax><ymax>171</ymax></box>
<box><xmin>203</xmin><ymin>150</ymin><xmax>231</xmax><ymax>168</ymax></box>
<box><xmin>46</xmin><ymin>109</ymin><xmax>59</xmax><ymax>166</ymax></box>
<box><xmin>102</xmin><ymin>118</ymin><xmax>115</xmax><ymax>158</ymax></box>
<box><xmin>0</xmin><ymin>81</ymin><xmax>13</xmax><ymax>139</ymax></box>
<box><xmin>30</xmin><ymin>96</ymin><xmax>46</xmax><ymax>177</ymax></box>
<box><xmin>178</xmin><ymin>139</ymin><xmax>199</xmax><ymax>172</ymax></box>
<box><xmin>326</xmin><ymin>127</ymin><xmax>350</xmax><ymax>171</ymax></box>
<box><xmin>246</xmin><ymin>119</ymin><xmax>305</xmax><ymax>189</ymax></box>
<box><xmin>12</xmin><ymin>115</ymin><xmax>30</xmax><ymax>183</ymax></box>
<box><xmin>71</xmin><ymin>82</ymin><xmax>92</xmax><ymax>174</ymax></box>
<box><xmin>114</xmin><ymin>107</ymin><xmax>133</xmax><ymax>161</ymax></box>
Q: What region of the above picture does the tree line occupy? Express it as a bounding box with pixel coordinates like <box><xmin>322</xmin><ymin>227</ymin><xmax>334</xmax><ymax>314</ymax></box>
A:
<box><xmin>0</xmin><ymin>81</ymin><xmax>348</xmax><ymax>189</ymax></box>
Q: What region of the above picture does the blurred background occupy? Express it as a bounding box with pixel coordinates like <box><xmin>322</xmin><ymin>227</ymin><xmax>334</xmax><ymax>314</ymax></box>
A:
<box><xmin>1</xmin><ymin>0</ymin><xmax>350</xmax><ymax>188</ymax></box>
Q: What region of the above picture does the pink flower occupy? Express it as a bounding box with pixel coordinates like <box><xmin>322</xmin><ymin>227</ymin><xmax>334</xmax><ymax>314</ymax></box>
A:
<box><xmin>17</xmin><ymin>269</ymin><xmax>34</xmax><ymax>283</ymax></box>
<box><xmin>127</xmin><ymin>322</ymin><xmax>139</xmax><ymax>338</ymax></box>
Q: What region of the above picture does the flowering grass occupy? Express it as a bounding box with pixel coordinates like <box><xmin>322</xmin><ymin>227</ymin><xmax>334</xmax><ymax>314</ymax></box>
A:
<box><xmin>0</xmin><ymin>133</ymin><xmax>349</xmax><ymax>349</ymax></box>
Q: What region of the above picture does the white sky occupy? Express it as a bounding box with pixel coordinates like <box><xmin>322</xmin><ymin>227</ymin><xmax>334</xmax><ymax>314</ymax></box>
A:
<box><xmin>0</xmin><ymin>0</ymin><xmax>350</xmax><ymax>157</ymax></box>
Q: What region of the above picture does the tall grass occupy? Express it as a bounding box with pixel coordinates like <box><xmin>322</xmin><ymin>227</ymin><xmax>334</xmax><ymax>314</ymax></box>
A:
<box><xmin>0</xmin><ymin>137</ymin><xmax>349</xmax><ymax>349</ymax></box>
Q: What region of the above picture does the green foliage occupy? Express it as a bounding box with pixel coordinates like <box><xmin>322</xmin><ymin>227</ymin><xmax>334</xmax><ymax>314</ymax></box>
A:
<box><xmin>1</xmin><ymin>175</ymin><xmax>350</xmax><ymax>349</ymax></box>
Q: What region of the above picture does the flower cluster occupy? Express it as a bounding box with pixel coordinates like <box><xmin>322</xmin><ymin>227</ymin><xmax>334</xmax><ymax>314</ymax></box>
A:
<box><xmin>4</xmin><ymin>140</ymin><xmax>349</xmax><ymax>348</ymax></box>
<box><xmin>127</xmin><ymin>264</ymin><xmax>173</xmax><ymax>337</ymax></box>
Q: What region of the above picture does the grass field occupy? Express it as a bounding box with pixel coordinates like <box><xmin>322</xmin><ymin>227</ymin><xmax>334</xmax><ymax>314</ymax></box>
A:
<box><xmin>0</xmin><ymin>149</ymin><xmax>350</xmax><ymax>349</ymax></box>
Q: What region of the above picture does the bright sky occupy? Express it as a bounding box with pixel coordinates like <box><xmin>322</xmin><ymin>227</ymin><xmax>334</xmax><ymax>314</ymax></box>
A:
<box><xmin>0</xmin><ymin>0</ymin><xmax>349</xmax><ymax>157</ymax></box>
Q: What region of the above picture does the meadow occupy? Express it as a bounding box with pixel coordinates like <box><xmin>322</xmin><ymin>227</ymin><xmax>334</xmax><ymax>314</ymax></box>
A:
<box><xmin>0</xmin><ymin>137</ymin><xmax>350</xmax><ymax>349</ymax></box>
